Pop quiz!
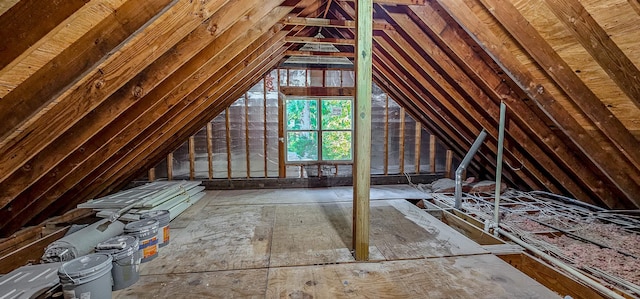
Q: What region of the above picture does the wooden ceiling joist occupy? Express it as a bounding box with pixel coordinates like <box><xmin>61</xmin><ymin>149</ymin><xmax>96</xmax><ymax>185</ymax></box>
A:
<box><xmin>282</xmin><ymin>16</ymin><xmax>393</xmax><ymax>30</ymax></box>
<box><xmin>285</xmin><ymin>36</ymin><xmax>355</xmax><ymax>45</ymax></box>
<box><xmin>284</xmin><ymin>50</ymin><xmax>355</xmax><ymax>57</ymax></box>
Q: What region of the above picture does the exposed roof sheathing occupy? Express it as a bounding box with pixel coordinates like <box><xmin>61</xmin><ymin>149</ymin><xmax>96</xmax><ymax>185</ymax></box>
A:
<box><xmin>0</xmin><ymin>0</ymin><xmax>638</xmax><ymax>236</ymax></box>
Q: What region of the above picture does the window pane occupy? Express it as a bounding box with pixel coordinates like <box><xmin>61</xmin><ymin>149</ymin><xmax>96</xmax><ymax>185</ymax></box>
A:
<box><xmin>287</xmin><ymin>132</ymin><xmax>318</xmax><ymax>161</ymax></box>
<box><xmin>286</xmin><ymin>99</ymin><xmax>318</xmax><ymax>130</ymax></box>
<box><xmin>322</xmin><ymin>131</ymin><xmax>352</xmax><ymax>160</ymax></box>
<box><xmin>321</xmin><ymin>99</ymin><xmax>352</xmax><ymax>130</ymax></box>
<box><xmin>325</xmin><ymin>70</ymin><xmax>341</xmax><ymax>87</ymax></box>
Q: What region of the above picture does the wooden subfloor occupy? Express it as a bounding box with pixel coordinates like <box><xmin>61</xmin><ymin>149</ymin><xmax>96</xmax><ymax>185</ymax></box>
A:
<box><xmin>113</xmin><ymin>185</ymin><xmax>560</xmax><ymax>298</ymax></box>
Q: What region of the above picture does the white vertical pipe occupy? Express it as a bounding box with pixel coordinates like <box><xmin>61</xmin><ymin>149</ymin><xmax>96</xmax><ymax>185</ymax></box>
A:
<box><xmin>493</xmin><ymin>102</ymin><xmax>506</xmax><ymax>226</ymax></box>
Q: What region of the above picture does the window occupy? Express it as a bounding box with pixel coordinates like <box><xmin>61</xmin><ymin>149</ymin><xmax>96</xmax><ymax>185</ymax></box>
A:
<box><xmin>286</xmin><ymin>98</ymin><xmax>352</xmax><ymax>162</ymax></box>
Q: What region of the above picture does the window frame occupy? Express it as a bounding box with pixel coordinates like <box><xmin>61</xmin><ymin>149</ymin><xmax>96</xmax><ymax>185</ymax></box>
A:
<box><xmin>285</xmin><ymin>96</ymin><xmax>353</xmax><ymax>164</ymax></box>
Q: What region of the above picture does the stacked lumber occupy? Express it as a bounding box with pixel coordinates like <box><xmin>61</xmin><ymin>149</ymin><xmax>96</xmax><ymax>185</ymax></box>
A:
<box><xmin>79</xmin><ymin>181</ymin><xmax>205</xmax><ymax>222</ymax></box>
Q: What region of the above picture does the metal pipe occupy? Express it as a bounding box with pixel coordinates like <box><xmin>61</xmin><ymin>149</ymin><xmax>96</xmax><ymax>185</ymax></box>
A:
<box><xmin>454</xmin><ymin>129</ymin><xmax>487</xmax><ymax>209</ymax></box>
<box><xmin>493</xmin><ymin>102</ymin><xmax>506</xmax><ymax>228</ymax></box>
<box><xmin>497</xmin><ymin>228</ymin><xmax>625</xmax><ymax>299</ymax></box>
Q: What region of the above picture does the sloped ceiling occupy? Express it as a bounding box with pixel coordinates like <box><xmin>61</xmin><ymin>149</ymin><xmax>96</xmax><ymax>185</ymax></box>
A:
<box><xmin>0</xmin><ymin>0</ymin><xmax>638</xmax><ymax>236</ymax></box>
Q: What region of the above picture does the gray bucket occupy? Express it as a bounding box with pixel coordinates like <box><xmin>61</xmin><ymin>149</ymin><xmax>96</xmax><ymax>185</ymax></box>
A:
<box><xmin>95</xmin><ymin>235</ymin><xmax>141</xmax><ymax>290</ymax></box>
<box><xmin>141</xmin><ymin>210</ymin><xmax>171</xmax><ymax>247</ymax></box>
<box><xmin>124</xmin><ymin>219</ymin><xmax>159</xmax><ymax>263</ymax></box>
<box><xmin>58</xmin><ymin>253</ymin><xmax>113</xmax><ymax>299</ymax></box>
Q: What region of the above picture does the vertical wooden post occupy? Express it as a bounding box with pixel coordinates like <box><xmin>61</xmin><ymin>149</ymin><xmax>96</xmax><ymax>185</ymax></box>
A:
<box><xmin>429</xmin><ymin>135</ymin><xmax>436</xmax><ymax>173</ymax></box>
<box><xmin>167</xmin><ymin>153</ymin><xmax>173</xmax><ymax>181</ymax></box>
<box><xmin>225</xmin><ymin>108</ymin><xmax>232</xmax><ymax>179</ymax></box>
<box><xmin>278</xmin><ymin>92</ymin><xmax>286</xmax><ymax>178</ymax></box>
<box><xmin>383</xmin><ymin>95</ymin><xmax>389</xmax><ymax>175</ymax></box>
<box><xmin>353</xmin><ymin>0</ymin><xmax>372</xmax><ymax>261</ymax></box>
<box><xmin>399</xmin><ymin>107</ymin><xmax>405</xmax><ymax>174</ymax></box>
<box><xmin>414</xmin><ymin>123</ymin><xmax>421</xmax><ymax>174</ymax></box>
<box><xmin>263</xmin><ymin>75</ymin><xmax>268</xmax><ymax>178</ymax></box>
<box><xmin>445</xmin><ymin>149</ymin><xmax>453</xmax><ymax>178</ymax></box>
<box><xmin>206</xmin><ymin>122</ymin><xmax>213</xmax><ymax>179</ymax></box>
<box><xmin>148</xmin><ymin>168</ymin><xmax>156</xmax><ymax>182</ymax></box>
<box><xmin>244</xmin><ymin>93</ymin><xmax>251</xmax><ymax>178</ymax></box>
<box><xmin>189</xmin><ymin>136</ymin><xmax>195</xmax><ymax>180</ymax></box>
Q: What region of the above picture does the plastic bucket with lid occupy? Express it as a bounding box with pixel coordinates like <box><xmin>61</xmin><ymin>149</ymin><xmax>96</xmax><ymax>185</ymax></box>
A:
<box><xmin>141</xmin><ymin>210</ymin><xmax>170</xmax><ymax>248</ymax></box>
<box><xmin>95</xmin><ymin>235</ymin><xmax>141</xmax><ymax>290</ymax></box>
<box><xmin>124</xmin><ymin>219</ymin><xmax>159</xmax><ymax>263</ymax></box>
<box><xmin>58</xmin><ymin>253</ymin><xmax>113</xmax><ymax>299</ymax></box>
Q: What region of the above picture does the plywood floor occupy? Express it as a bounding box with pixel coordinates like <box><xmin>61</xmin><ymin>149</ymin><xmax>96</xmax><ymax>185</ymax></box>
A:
<box><xmin>113</xmin><ymin>185</ymin><xmax>560</xmax><ymax>298</ymax></box>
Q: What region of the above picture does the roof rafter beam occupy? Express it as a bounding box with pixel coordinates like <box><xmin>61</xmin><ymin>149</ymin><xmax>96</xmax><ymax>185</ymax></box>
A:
<box><xmin>431</xmin><ymin>0</ymin><xmax>640</xmax><ymax>208</ymax></box>
<box><xmin>405</xmin><ymin>4</ymin><xmax>614</xmax><ymax>206</ymax></box>
<box><xmin>541</xmin><ymin>0</ymin><xmax>640</xmax><ymax>109</ymax></box>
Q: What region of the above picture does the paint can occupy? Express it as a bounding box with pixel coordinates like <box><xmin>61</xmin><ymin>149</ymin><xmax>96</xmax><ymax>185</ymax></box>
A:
<box><xmin>95</xmin><ymin>235</ymin><xmax>141</xmax><ymax>290</ymax></box>
<box><xmin>124</xmin><ymin>219</ymin><xmax>159</xmax><ymax>263</ymax></box>
<box><xmin>140</xmin><ymin>210</ymin><xmax>171</xmax><ymax>247</ymax></box>
<box><xmin>58</xmin><ymin>253</ymin><xmax>113</xmax><ymax>299</ymax></box>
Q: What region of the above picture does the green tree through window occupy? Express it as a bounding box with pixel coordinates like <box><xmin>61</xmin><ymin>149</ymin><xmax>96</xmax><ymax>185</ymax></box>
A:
<box><xmin>286</xmin><ymin>98</ymin><xmax>352</xmax><ymax>162</ymax></box>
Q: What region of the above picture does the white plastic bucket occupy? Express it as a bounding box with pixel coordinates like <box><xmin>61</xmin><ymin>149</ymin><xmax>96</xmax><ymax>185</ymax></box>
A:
<box><xmin>58</xmin><ymin>253</ymin><xmax>113</xmax><ymax>299</ymax></box>
<box><xmin>124</xmin><ymin>219</ymin><xmax>159</xmax><ymax>263</ymax></box>
<box><xmin>95</xmin><ymin>235</ymin><xmax>141</xmax><ymax>290</ymax></box>
<box><xmin>141</xmin><ymin>210</ymin><xmax>170</xmax><ymax>248</ymax></box>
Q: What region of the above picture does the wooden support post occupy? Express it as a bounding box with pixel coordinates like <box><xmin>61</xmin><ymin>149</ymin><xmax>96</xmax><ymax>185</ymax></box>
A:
<box><xmin>429</xmin><ymin>135</ymin><xmax>436</xmax><ymax>173</ymax></box>
<box><xmin>445</xmin><ymin>150</ymin><xmax>453</xmax><ymax>179</ymax></box>
<box><xmin>225</xmin><ymin>108</ymin><xmax>232</xmax><ymax>179</ymax></box>
<box><xmin>244</xmin><ymin>93</ymin><xmax>251</xmax><ymax>178</ymax></box>
<box><xmin>189</xmin><ymin>136</ymin><xmax>195</xmax><ymax>180</ymax></box>
<box><xmin>278</xmin><ymin>92</ymin><xmax>286</xmax><ymax>178</ymax></box>
<box><xmin>384</xmin><ymin>94</ymin><xmax>389</xmax><ymax>175</ymax></box>
<box><xmin>353</xmin><ymin>0</ymin><xmax>372</xmax><ymax>261</ymax></box>
<box><xmin>263</xmin><ymin>75</ymin><xmax>268</xmax><ymax>178</ymax></box>
<box><xmin>415</xmin><ymin>122</ymin><xmax>421</xmax><ymax>174</ymax></box>
<box><xmin>206</xmin><ymin>122</ymin><xmax>213</xmax><ymax>180</ymax></box>
<box><xmin>167</xmin><ymin>153</ymin><xmax>173</xmax><ymax>181</ymax></box>
<box><xmin>399</xmin><ymin>107</ymin><xmax>405</xmax><ymax>174</ymax></box>
<box><xmin>148</xmin><ymin>168</ymin><xmax>156</xmax><ymax>182</ymax></box>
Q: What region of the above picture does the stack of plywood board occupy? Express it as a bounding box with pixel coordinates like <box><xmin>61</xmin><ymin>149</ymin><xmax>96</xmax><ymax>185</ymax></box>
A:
<box><xmin>79</xmin><ymin>181</ymin><xmax>205</xmax><ymax>222</ymax></box>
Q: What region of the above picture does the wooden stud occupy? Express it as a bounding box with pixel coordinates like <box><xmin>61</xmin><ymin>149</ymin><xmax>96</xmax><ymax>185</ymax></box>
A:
<box><xmin>263</xmin><ymin>75</ymin><xmax>269</xmax><ymax>178</ymax></box>
<box><xmin>167</xmin><ymin>153</ymin><xmax>173</xmax><ymax>181</ymax></box>
<box><xmin>226</xmin><ymin>107</ymin><xmax>232</xmax><ymax>179</ymax></box>
<box><xmin>399</xmin><ymin>107</ymin><xmax>406</xmax><ymax>174</ymax></box>
<box><xmin>189</xmin><ymin>136</ymin><xmax>195</xmax><ymax>180</ymax></box>
<box><xmin>429</xmin><ymin>135</ymin><xmax>436</xmax><ymax>173</ymax></box>
<box><xmin>207</xmin><ymin>122</ymin><xmax>214</xmax><ymax>180</ymax></box>
<box><xmin>384</xmin><ymin>94</ymin><xmax>389</xmax><ymax>175</ymax></box>
<box><xmin>148</xmin><ymin>168</ymin><xmax>156</xmax><ymax>182</ymax></box>
<box><xmin>415</xmin><ymin>122</ymin><xmax>421</xmax><ymax>173</ymax></box>
<box><xmin>445</xmin><ymin>150</ymin><xmax>453</xmax><ymax>178</ymax></box>
<box><xmin>278</xmin><ymin>90</ymin><xmax>286</xmax><ymax>178</ymax></box>
<box><xmin>244</xmin><ymin>93</ymin><xmax>251</xmax><ymax>178</ymax></box>
<box><xmin>353</xmin><ymin>0</ymin><xmax>373</xmax><ymax>261</ymax></box>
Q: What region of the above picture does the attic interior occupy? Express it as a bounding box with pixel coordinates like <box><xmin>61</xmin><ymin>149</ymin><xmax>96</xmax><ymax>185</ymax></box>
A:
<box><xmin>1</xmin><ymin>0</ymin><xmax>639</xmax><ymax>298</ymax></box>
